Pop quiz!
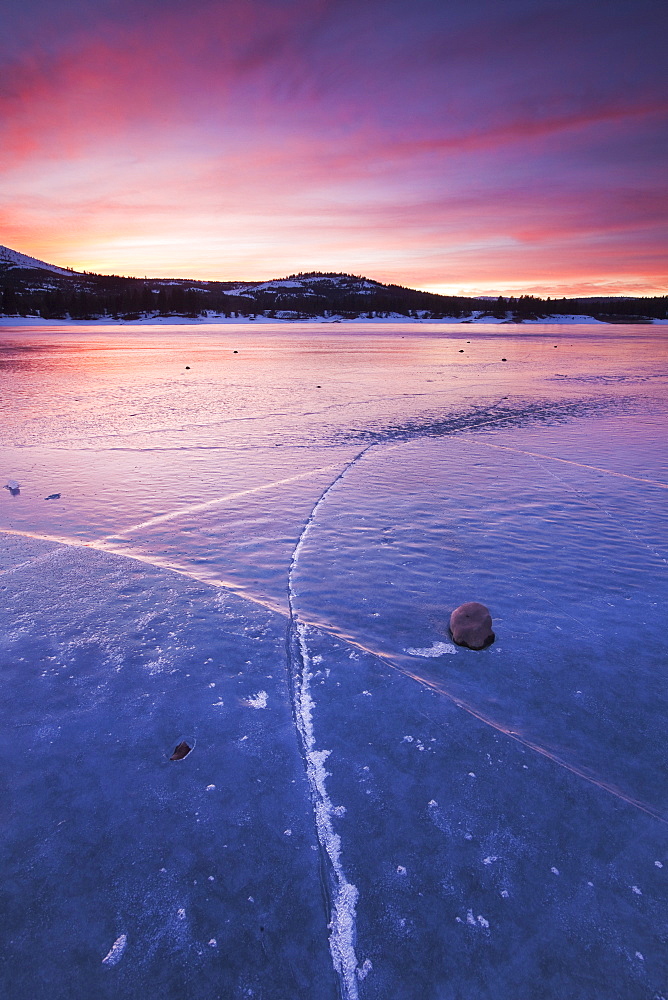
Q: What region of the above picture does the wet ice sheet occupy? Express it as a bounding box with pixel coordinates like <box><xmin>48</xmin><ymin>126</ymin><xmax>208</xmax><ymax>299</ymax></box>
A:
<box><xmin>1</xmin><ymin>324</ymin><xmax>667</xmax><ymax>998</ymax></box>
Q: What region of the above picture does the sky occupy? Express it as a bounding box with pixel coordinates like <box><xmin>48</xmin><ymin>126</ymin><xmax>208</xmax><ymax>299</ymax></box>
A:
<box><xmin>1</xmin><ymin>0</ymin><xmax>666</xmax><ymax>296</ymax></box>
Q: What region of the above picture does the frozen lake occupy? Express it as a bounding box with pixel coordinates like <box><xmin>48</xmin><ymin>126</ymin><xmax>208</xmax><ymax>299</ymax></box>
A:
<box><xmin>1</xmin><ymin>323</ymin><xmax>667</xmax><ymax>999</ymax></box>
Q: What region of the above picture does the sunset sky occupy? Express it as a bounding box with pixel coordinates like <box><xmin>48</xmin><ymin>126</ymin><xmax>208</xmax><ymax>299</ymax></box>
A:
<box><xmin>1</xmin><ymin>0</ymin><xmax>666</xmax><ymax>296</ymax></box>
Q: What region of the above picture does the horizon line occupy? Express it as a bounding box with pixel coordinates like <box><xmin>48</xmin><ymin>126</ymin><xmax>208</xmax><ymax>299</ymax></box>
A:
<box><xmin>2</xmin><ymin>244</ymin><xmax>666</xmax><ymax>302</ymax></box>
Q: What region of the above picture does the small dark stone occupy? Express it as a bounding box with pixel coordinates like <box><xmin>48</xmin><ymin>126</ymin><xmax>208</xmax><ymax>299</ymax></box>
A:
<box><xmin>170</xmin><ymin>741</ymin><xmax>192</xmax><ymax>760</ymax></box>
<box><xmin>450</xmin><ymin>602</ymin><xmax>495</xmax><ymax>650</ymax></box>
<box><xmin>185</xmin><ymin>365</ymin><xmax>190</xmax><ymax>369</ymax></box>
<box><xmin>501</xmin><ymin>358</ymin><xmax>507</xmax><ymax>361</ymax></box>
<box><xmin>233</xmin><ymin>350</ymin><xmax>238</xmax><ymax>353</ymax></box>
<box><xmin>45</xmin><ymin>493</ymin><xmax>61</xmax><ymax>500</ymax></box>
<box><xmin>316</xmin><ymin>385</ymin><xmax>321</xmax><ymax>387</ymax></box>
<box><xmin>459</xmin><ymin>349</ymin><xmax>464</xmax><ymax>353</ymax></box>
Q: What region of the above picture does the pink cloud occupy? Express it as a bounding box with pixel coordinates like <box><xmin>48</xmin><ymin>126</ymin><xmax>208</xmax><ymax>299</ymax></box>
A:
<box><xmin>0</xmin><ymin>0</ymin><xmax>666</xmax><ymax>295</ymax></box>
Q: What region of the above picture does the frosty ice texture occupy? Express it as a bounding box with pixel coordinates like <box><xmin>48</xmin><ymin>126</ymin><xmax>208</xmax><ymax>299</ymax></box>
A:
<box><xmin>1</xmin><ymin>323</ymin><xmax>667</xmax><ymax>999</ymax></box>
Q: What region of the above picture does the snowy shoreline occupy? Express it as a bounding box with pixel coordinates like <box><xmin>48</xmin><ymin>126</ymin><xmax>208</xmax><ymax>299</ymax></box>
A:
<box><xmin>1</xmin><ymin>311</ymin><xmax>666</xmax><ymax>328</ymax></box>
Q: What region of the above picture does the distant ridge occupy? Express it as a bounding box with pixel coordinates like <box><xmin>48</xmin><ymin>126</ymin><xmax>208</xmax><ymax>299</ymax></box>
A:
<box><xmin>0</xmin><ymin>244</ymin><xmax>666</xmax><ymax>323</ymax></box>
<box><xmin>0</xmin><ymin>244</ymin><xmax>76</xmax><ymax>276</ymax></box>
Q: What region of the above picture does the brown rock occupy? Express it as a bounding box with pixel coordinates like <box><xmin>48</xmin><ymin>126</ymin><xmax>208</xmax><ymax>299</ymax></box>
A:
<box><xmin>449</xmin><ymin>602</ymin><xmax>494</xmax><ymax>650</ymax></box>
<box><xmin>170</xmin><ymin>741</ymin><xmax>192</xmax><ymax>760</ymax></box>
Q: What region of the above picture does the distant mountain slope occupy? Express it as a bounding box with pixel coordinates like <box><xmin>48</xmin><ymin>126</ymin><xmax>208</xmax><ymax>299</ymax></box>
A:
<box><xmin>0</xmin><ymin>245</ymin><xmax>665</xmax><ymax>322</ymax></box>
<box><xmin>233</xmin><ymin>274</ymin><xmax>384</xmax><ymax>294</ymax></box>
<box><xmin>0</xmin><ymin>245</ymin><xmax>76</xmax><ymax>276</ymax></box>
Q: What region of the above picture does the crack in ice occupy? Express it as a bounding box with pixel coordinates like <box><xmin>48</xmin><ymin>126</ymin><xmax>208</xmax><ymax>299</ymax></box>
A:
<box><xmin>286</xmin><ymin>447</ymin><xmax>372</xmax><ymax>999</ymax></box>
<box><xmin>100</xmin><ymin>462</ymin><xmax>344</xmax><ymax>537</ymax></box>
<box><xmin>3</xmin><ymin>414</ymin><xmax>665</xmax><ymax>829</ymax></box>
<box><xmin>3</xmin><ymin>523</ymin><xmax>665</xmax><ymax>824</ymax></box>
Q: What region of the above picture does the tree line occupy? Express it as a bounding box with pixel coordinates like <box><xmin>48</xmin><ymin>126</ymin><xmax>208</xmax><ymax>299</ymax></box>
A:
<box><xmin>1</xmin><ymin>270</ymin><xmax>666</xmax><ymax>321</ymax></box>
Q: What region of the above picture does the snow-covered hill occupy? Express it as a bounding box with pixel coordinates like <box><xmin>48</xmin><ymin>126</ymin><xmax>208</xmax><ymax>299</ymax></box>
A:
<box><xmin>230</xmin><ymin>274</ymin><xmax>383</xmax><ymax>295</ymax></box>
<box><xmin>0</xmin><ymin>244</ymin><xmax>664</xmax><ymax>323</ymax></box>
<box><xmin>0</xmin><ymin>245</ymin><xmax>76</xmax><ymax>276</ymax></box>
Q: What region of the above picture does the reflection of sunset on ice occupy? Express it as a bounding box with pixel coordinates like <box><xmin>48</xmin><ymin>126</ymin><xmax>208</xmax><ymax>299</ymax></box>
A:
<box><xmin>1</xmin><ymin>321</ymin><xmax>667</xmax><ymax>997</ymax></box>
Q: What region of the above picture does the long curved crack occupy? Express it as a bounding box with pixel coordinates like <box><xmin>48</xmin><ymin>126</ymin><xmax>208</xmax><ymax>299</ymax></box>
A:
<box><xmin>285</xmin><ymin>447</ymin><xmax>372</xmax><ymax>999</ymax></box>
<box><xmin>2</xmin><ymin>518</ymin><xmax>665</xmax><ymax>825</ymax></box>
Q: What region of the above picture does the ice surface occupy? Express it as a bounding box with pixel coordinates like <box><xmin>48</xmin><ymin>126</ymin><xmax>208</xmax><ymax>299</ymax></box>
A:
<box><xmin>1</xmin><ymin>323</ymin><xmax>667</xmax><ymax>998</ymax></box>
<box><xmin>0</xmin><ymin>544</ymin><xmax>336</xmax><ymax>999</ymax></box>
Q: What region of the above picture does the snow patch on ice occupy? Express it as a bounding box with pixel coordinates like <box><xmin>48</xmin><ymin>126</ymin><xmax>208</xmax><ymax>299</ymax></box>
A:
<box><xmin>102</xmin><ymin>934</ymin><xmax>127</xmax><ymax>966</ymax></box>
<box><xmin>145</xmin><ymin>656</ymin><xmax>170</xmax><ymax>675</ymax></box>
<box><xmin>357</xmin><ymin>958</ymin><xmax>373</xmax><ymax>981</ymax></box>
<box><xmin>242</xmin><ymin>690</ymin><xmax>268</xmax><ymax>709</ymax></box>
<box><xmin>466</xmin><ymin>909</ymin><xmax>490</xmax><ymax>929</ymax></box>
<box><xmin>405</xmin><ymin>641</ymin><xmax>457</xmax><ymax>657</ymax></box>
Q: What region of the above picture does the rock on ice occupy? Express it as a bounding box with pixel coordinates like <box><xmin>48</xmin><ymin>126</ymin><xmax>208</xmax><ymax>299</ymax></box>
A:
<box><xmin>449</xmin><ymin>602</ymin><xmax>494</xmax><ymax>650</ymax></box>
